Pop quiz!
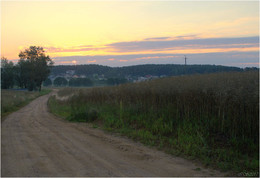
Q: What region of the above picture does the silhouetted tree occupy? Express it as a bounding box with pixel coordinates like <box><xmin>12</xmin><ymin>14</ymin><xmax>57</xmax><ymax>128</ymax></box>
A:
<box><xmin>54</xmin><ymin>77</ymin><xmax>68</xmax><ymax>86</ymax></box>
<box><xmin>244</xmin><ymin>67</ymin><xmax>259</xmax><ymax>71</ymax></box>
<box><xmin>18</xmin><ymin>46</ymin><xmax>53</xmax><ymax>91</ymax></box>
<box><xmin>107</xmin><ymin>78</ymin><xmax>127</xmax><ymax>85</ymax></box>
<box><xmin>50</xmin><ymin>64</ymin><xmax>242</xmax><ymax>79</ymax></box>
<box><xmin>15</xmin><ymin>59</ymin><xmax>31</xmax><ymax>89</ymax></box>
<box><xmin>1</xmin><ymin>57</ymin><xmax>14</xmax><ymax>89</ymax></box>
<box><xmin>69</xmin><ymin>78</ymin><xmax>93</xmax><ymax>87</ymax></box>
<box><xmin>43</xmin><ymin>78</ymin><xmax>52</xmax><ymax>86</ymax></box>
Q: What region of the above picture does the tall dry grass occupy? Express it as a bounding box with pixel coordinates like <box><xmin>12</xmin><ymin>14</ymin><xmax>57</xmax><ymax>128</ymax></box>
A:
<box><xmin>51</xmin><ymin>71</ymin><xmax>259</xmax><ymax>172</ymax></box>
<box><xmin>1</xmin><ymin>89</ymin><xmax>51</xmax><ymax>118</ymax></box>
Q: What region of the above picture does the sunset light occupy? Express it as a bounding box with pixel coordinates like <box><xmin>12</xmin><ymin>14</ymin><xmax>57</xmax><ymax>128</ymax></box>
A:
<box><xmin>1</xmin><ymin>1</ymin><xmax>259</xmax><ymax>67</ymax></box>
<box><xmin>72</xmin><ymin>60</ymin><xmax>77</xmax><ymax>65</ymax></box>
<box><xmin>1</xmin><ymin>1</ymin><xmax>259</xmax><ymax>176</ymax></box>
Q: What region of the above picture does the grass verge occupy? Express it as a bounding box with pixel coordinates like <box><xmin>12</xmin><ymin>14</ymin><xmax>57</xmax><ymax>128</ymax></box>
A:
<box><xmin>1</xmin><ymin>89</ymin><xmax>51</xmax><ymax>119</ymax></box>
<box><xmin>48</xmin><ymin>71</ymin><xmax>259</xmax><ymax>176</ymax></box>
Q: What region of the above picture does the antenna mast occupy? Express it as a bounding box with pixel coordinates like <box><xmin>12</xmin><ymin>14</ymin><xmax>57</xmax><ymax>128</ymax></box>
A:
<box><xmin>184</xmin><ymin>55</ymin><xmax>187</xmax><ymax>65</ymax></box>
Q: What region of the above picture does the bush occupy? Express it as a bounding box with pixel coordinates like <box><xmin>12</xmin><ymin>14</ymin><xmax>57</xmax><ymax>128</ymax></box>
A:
<box><xmin>54</xmin><ymin>77</ymin><xmax>68</xmax><ymax>86</ymax></box>
<box><xmin>43</xmin><ymin>78</ymin><xmax>52</xmax><ymax>86</ymax></box>
<box><xmin>68</xmin><ymin>106</ymin><xmax>98</xmax><ymax>122</ymax></box>
<box><xmin>68</xmin><ymin>78</ymin><xmax>93</xmax><ymax>87</ymax></box>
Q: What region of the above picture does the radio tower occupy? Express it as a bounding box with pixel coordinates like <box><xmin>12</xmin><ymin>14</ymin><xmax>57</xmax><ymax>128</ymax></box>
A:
<box><xmin>184</xmin><ymin>55</ymin><xmax>187</xmax><ymax>65</ymax></box>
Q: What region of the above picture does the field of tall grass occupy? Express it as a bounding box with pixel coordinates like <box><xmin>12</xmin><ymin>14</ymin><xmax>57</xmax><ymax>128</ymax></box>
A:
<box><xmin>1</xmin><ymin>89</ymin><xmax>51</xmax><ymax>119</ymax></box>
<box><xmin>48</xmin><ymin>71</ymin><xmax>259</xmax><ymax>174</ymax></box>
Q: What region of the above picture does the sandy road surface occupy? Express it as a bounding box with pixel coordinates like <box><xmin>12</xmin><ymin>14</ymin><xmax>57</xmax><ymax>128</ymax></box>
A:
<box><xmin>1</xmin><ymin>93</ymin><xmax>225</xmax><ymax>177</ymax></box>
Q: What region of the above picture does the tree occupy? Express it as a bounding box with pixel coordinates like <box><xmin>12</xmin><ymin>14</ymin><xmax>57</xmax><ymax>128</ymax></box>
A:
<box><xmin>1</xmin><ymin>57</ymin><xmax>15</xmax><ymax>89</ymax></box>
<box><xmin>68</xmin><ymin>78</ymin><xmax>93</xmax><ymax>87</ymax></box>
<box><xmin>107</xmin><ymin>77</ymin><xmax>127</xmax><ymax>85</ymax></box>
<box><xmin>15</xmin><ymin>59</ymin><xmax>31</xmax><ymax>89</ymax></box>
<box><xmin>18</xmin><ymin>46</ymin><xmax>53</xmax><ymax>91</ymax></box>
<box><xmin>244</xmin><ymin>67</ymin><xmax>259</xmax><ymax>71</ymax></box>
<box><xmin>54</xmin><ymin>77</ymin><xmax>68</xmax><ymax>86</ymax></box>
<box><xmin>43</xmin><ymin>78</ymin><xmax>52</xmax><ymax>86</ymax></box>
<box><xmin>79</xmin><ymin>78</ymin><xmax>93</xmax><ymax>86</ymax></box>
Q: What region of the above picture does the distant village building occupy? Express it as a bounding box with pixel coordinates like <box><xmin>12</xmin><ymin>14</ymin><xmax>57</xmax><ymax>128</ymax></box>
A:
<box><xmin>134</xmin><ymin>75</ymin><xmax>160</xmax><ymax>82</ymax></box>
<box><xmin>79</xmin><ymin>75</ymin><xmax>87</xmax><ymax>78</ymax></box>
<box><xmin>66</xmin><ymin>70</ymin><xmax>75</xmax><ymax>75</ymax></box>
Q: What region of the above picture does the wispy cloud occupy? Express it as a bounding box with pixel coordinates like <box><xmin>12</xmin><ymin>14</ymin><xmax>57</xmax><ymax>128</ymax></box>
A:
<box><xmin>144</xmin><ymin>35</ymin><xmax>198</xmax><ymax>41</ymax></box>
<box><xmin>87</xmin><ymin>60</ymin><xmax>96</xmax><ymax>63</ymax></box>
<box><xmin>52</xmin><ymin>51</ymin><xmax>259</xmax><ymax>68</ymax></box>
<box><xmin>59</xmin><ymin>61</ymin><xmax>76</xmax><ymax>64</ymax></box>
<box><xmin>44</xmin><ymin>45</ymin><xmax>103</xmax><ymax>53</ymax></box>
<box><xmin>238</xmin><ymin>62</ymin><xmax>259</xmax><ymax>65</ymax></box>
<box><xmin>107</xmin><ymin>36</ymin><xmax>259</xmax><ymax>53</ymax></box>
<box><xmin>107</xmin><ymin>58</ymin><xmax>115</xmax><ymax>61</ymax></box>
<box><xmin>144</xmin><ymin>37</ymin><xmax>171</xmax><ymax>41</ymax></box>
<box><xmin>175</xmin><ymin>35</ymin><xmax>199</xmax><ymax>39</ymax></box>
<box><xmin>135</xmin><ymin>55</ymin><xmax>178</xmax><ymax>60</ymax></box>
<box><xmin>43</xmin><ymin>36</ymin><xmax>258</xmax><ymax>57</ymax></box>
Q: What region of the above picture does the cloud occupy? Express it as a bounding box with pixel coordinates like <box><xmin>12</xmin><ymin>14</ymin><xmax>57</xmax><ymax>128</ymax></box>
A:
<box><xmin>135</xmin><ymin>55</ymin><xmax>178</xmax><ymax>60</ymax></box>
<box><xmin>76</xmin><ymin>45</ymin><xmax>94</xmax><ymax>48</ymax></box>
<box><xmin>144</xmin><ymin>37</ymin><xmax>171</xmax><ymax>41</ymax></box>
<box><xmin>107</xmin><ymin>58</ymin><xmax>115</xmax><ymax>61</ymax></box>
<box><xmin>107</xmin><ymin>36</ymin><xmax>259</xmax><ymax>52</ymax></box>
<box><xmin>87</xmin><ymin>60</ymin><xmax>96</xmax><ymax>63</ymax></box>
<box><xmin>238</xmin><ymin>62</ymin><xmax>259</xmax><ymax>65</ymax></box>
<box><xmin>44</xmin><ymin>36</ymin><xmax>258</xmax><ymax>58</ymax></box>
<box><xmin>44</xmin><ymin>46</ymin><xmax>103</xmax><ymax>53</ymax></box>
<box><xmin>175</xmin><ymin>35</ymin><xmax>198</xmax><ymax>39</ymax></box>
<box><xmin>52</xmin><ymin>51</ymin><xmax>259</xmax><ymax>68</ymax></box>
<box><xmin>59</xmin><ymin>61</ymin><xmax>76</xmax><ymax>64</ymax></box>
<box><xmin>44</xmin><ymin>35</ymin><xmax>259</xmax><ymax>68</ymax></box>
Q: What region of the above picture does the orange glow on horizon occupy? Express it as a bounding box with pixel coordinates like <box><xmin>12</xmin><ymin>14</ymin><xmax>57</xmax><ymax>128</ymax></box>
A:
<box><xmin>43</xmin><ymin>46</ymin><xmax>258</xmax><ymax>58</ymax></box>
<box><xmin>2</xmin><ymin>43</ymin><xmax>258</xmax><ymax>63</ymax></box>
<box><xmin>1</xmin><ymin>1</ymin><xmax>258</xmax><ymax>66</ymax></box>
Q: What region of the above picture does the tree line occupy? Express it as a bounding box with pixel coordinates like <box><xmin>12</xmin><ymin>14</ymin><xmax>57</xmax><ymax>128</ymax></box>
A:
<box><xmin>44</xmin><ymin>77</ymin><xmax>127</xmax><ymax>87</ymax></box>
<box><xmin>1</xmin><ymin>46</ymin><xmax>53</xmax><ymax>91</ymax></box>
<box><xmin>50</xmin><ymin>63</ymin><xmax>246</xmax><ymax>79</ymax></box>
<box><xmin>44</xmin><ymin>77</ymin><xmax>94</xmax><ymax>87</ymax></box>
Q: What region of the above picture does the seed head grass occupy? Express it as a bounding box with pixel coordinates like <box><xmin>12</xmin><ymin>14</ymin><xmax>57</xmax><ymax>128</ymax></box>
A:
<box><xmin>48</xmin><ymin>71</ymin><xmax>259</xmax><ymax>174</ymax></box>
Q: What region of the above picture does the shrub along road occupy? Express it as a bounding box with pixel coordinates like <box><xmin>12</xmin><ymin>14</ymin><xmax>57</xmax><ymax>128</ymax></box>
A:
<box><xmin>1</xmin><ymin>92</ymin><xmax>225</xmax><ymax>177</ymax></box>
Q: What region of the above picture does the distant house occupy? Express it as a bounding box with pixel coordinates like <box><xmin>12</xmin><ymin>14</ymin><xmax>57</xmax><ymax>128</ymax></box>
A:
<box><xmin>134</xmin><ymin>75</ymin><xmax>159</xmax><ymax>82</ymax></box>
<box><xmin>80</xmin><ymin>75</ymin><xmax>87</xmax><ymax>78</ymax></box>
<box><xmin>137</xmin><ymin>77</ymin><xmax>148</xmax><ymax>82</ymax></box>
<box><xmin>66</xmin><ymin>70</ymin><xmax>75</xmax><ymax>75</ymax></box>
<box><xmin>125</xmin><ymin>75</ymin><xmax>133</xmax><ymax>81</ymax></box>
<box><xmin>98</xmin><ymin>74</ymin><xmax>105</xmax><ymax>80</ymax></box>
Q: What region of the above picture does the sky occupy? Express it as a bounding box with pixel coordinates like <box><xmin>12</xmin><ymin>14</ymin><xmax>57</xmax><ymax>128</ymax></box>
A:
<box><xmin>1</xmin><ymin>0</ymin><xmax>259</xmax><ymax>68</ymax></box>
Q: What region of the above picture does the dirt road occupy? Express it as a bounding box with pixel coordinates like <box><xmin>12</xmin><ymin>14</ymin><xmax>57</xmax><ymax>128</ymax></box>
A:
<box><xmin>1</xmin><ymin>93</ymin><xmax>225</xmax><ymax>177</ymax></box>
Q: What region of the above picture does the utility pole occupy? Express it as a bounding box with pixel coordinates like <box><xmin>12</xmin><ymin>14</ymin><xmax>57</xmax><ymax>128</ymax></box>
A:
<box><xmin>184</xmin><ymin>55</ymin><xmax>187</xmax><ymax>65</ymax></box>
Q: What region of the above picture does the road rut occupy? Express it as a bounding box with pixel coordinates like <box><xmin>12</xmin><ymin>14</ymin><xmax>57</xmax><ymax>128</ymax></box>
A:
<box><xmin>1</xmin><ymin>93</ymin><xmax>224</xmax><ymax>176</ymax></box>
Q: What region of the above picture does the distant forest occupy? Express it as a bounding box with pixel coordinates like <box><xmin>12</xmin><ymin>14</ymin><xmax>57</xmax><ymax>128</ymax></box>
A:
<box><xmin>47</xmin><ymin>64</ymin><xmax>259</xmax><ymax>87</ymax></box>
<box><xmin>51</xmin><ymin>64</ymin><xmax>248</xmax><ymax>78</ymax></box>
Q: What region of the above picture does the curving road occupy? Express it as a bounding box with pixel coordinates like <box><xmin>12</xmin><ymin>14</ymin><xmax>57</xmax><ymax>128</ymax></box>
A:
<box><xmin>1</xmin><ymin>93</ymin><xmax>224</xmax><ymax>177</ymax></box>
